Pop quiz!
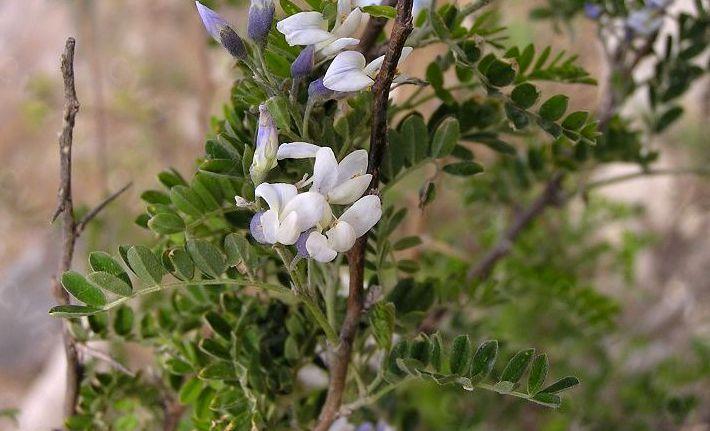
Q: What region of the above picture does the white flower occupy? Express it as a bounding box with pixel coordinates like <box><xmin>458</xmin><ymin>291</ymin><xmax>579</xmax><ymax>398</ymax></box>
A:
<box><xmin>253</xmin><ymin>183</ymin><xmax>326</xmax><ymax>245</ymax></box>
<box><xmin>276</xmin><ymin>0</ymin><xmax>364</xmax><ymax>59</ymax></box>
<box><xmin>278</xmin><ymin>144</ymin><xmax>372</xmax><ymax>205</ymax></box>
<box><xmin>323</xmin><ymin>47</ymin><xmax>413</xmax><ymax>92</ymax></box>
<box><xmin>305</xmin><ymin>194</ymin><xmax>382</xmax><ymax>262</ymax></box>
<box><xmin>250</xmin><ymin>104</ymin><xmax>280</xmax><ymax>185</ymax></box>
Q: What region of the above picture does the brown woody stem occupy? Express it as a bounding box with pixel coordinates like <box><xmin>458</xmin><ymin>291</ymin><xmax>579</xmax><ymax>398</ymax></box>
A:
<box><xmin>314</xmin><ymin>0</ymin><xmax>414</xmax><ymax>428</ymax></box>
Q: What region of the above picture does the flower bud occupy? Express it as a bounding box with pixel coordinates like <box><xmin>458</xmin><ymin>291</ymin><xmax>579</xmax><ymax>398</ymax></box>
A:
<box><xmin>195</xmin><ymin>1</ymin><xmax>247</xmax><ymax>60</ymax></box>
<box><xmin>250</xmin><ymin>104</ymin><xmax>280</xmax><ymax>185</ymax></box>
<box><xmin>248</xmin><ymin>0</ymin><xmax>275</xmax><ymax>46</ymax></box>
<box><xmin>308</xmin><ymin>77</ymin><xmax>336</xmax><ymax>103</ymax></box>
<box><xmin>291</xmin><ymin>45</ymin><xmax>315</xmax><ymax>79</ymax></box>
<box><xmin>583</xmin><ymin>3</ymin><xmax>603</xmax><ymax>20</ymax></box>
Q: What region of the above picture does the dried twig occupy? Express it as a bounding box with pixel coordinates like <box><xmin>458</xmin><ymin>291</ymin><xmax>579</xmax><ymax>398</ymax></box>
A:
<box><xmin>74</xmin><ymin>182</ymin><xmax>132</xmax><ymax>235</ymax></box>
<box><xmin>51</xmin><ymin>37</ymin><xmax>131</xmax><ymax>422</ymax></box>
<box><xmin>51</xmin><ymin>37</ymin><xmax>84</xmax><ymax>421</ymax></box>
<box><xmin>314</xmin><ymin>0</ymin><xmax>414</xmax><ymax>429</ymax></box>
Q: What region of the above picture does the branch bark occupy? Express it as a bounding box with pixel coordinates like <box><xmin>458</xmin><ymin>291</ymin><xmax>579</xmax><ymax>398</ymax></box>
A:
<box><xmin>51</xmin><ymin>37</ymin><xmax>84</xmax><ymax>421</ymax></box>
<box><xmin>314</xmin><ymin>0</ymin><xmax>414</xmax><ymax>429</ymax></box>
<box><xmin>51</xmin><ymin>37</ymin><xmax>131</xmax><ymax>423</ymax></box>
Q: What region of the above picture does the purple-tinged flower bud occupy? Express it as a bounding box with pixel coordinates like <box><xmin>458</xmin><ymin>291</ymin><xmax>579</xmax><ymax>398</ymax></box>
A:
<box><xmin>295</xmin><ymin>229</ymin><xmax>314</xmax><ymax>258</ymax></box>
<box><xmin>647</xmin><ymin>0</ymin><xmax>669</xmax><ymax>9</ymax></box>
<box><xmin>196</xmin><ymin>1</ymin><xmax>247</xmax><ymax>60</ymax></box>
<box><xmin>250</xmin><ymin>104</ymin><xmax>280</xmax><ymax>185</ymax></box>
<box><xmin>308</xmin><ymin>77</ymin><xmax>336</xmax><ymax>103</ymax></box>
<box><xmin>248</xmin><ymin>0</ymin><xmax>275</xmax><ymax>46</ymax></box>
<box><xmin>250</xmin><ymin>211</ymin><xmax>268</xmax><ymax>244</ymax></box>
<box><xmin>291</xmin><ymin>45</ymin><xmax>315</xmax><ymax>79</ymax></box>
<box><xmin>584</xmin><ymin>2</ymin><xmax>603</xmax><ymax>19</ymax></box>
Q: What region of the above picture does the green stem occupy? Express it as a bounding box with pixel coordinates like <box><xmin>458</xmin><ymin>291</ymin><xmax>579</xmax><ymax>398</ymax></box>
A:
<box><xmin>275</xmin><ymin>245</ymin><xmax>339</xmax><ymax>343</ymax></box>
<box><xmin>302</xmin><ymin>102</ymin><xmax>314</xmax><ymax>141</ymax></box>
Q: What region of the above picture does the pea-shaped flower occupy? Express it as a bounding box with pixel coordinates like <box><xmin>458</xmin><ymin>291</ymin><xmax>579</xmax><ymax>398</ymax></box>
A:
<box><xmin>323</xmin><ymin>47</ymin><xmax>413</xmax><ymax>92</ymax></box>
<box><xmin>277</xmin><ymin>143</ymin><xmax>372</xmax><ymax>205</ymax></box>
<box><xmin>305</xmin><ymin>195</ymin><xmax>382</xmax><ymax>262</ymax></box>
<box><xmin>252</xmin><ymin>183</ymin><xmax>326</xmax><ymax>245</ymax></box>
<box><xmin>195</xmin><ymin>1</ymin><xmax>247</xmax><ymax>60</ymax></box>
<box><xmin>276</xmin><ymin>0</ymin><xmax>364</xmax><ymax>60</ymax></box>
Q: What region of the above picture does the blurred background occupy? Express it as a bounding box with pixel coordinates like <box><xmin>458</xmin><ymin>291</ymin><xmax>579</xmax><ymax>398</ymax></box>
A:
<box><xmin>0</xmin><ymin>0</ymin><xmax>707</xmax><ymax>429</ymax></box>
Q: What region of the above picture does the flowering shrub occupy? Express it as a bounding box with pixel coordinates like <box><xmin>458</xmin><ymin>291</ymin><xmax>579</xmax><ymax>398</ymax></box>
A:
<box><xmin>49</xmin><ymin>0</ymin><xmax>708</xmax><ymax>429</ymax></box>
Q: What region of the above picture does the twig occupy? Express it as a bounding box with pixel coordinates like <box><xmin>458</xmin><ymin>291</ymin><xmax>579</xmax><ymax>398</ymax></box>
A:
<box><xmin>76</xmin><ymin>343</ymin><xmax>135</xmax><ymax>377</ymax></box>
<box><xmin>357</xmin><ymin>0</ymin><xmax>398</xmax><ymax>60</ymax></box>
<box><xmin>418</xmin><ymin>172</ymin><xmax>564</xmax><ymax>334</ymax></box>
<box><xmin>314</xmin><ymin>0</ymin><xmax>414</xmax><ymax>429</ymax></box>
<box><xmin>74</xmin><ymin>182</ymin><xmax>132</xmax><ymax>235</ymax></box>
<box><xmin>51</xmin><ymin>37</ymin><xmax>84</xmax><ymax>421</ymax></box>
<box><xmin>51</xmin><ymin>37</ymin><xmax>131</xmax><ymax>423</ymax></box>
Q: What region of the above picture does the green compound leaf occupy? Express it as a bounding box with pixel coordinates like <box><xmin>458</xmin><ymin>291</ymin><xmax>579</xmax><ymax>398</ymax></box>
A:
<box><xmin>126</xmin><ymin>246</ymin><xmax>165</xmax><ymax>286</ymax></box>
<box><xmin>540</xmin><ymin>376</ymin><xmax>580</xmax><ymax>394</ymax></box>
<box><xmin>469</xmin><ymin>340</ymin><xmax>498</xmax><ymax>382</ymax></box>
<box><xmin>49</xmin><ymin>304</ymin><xmax>102</xmax><ymax>317</ymax></box>
<box><xmin>538</xmin><ymin>95</ymin><xmax>569</xmax><ymax>121</ymax></box>
<box><xmin>147</xmin><ymin>212</ymin><xmax>185</xmax><ymax>235</ymax></box>
<box><xmin>449</xmin><ymin>335</ymin><xmax>473</xmax><ymax>375</ymax></box>
<box><xmin>89</xmin><ymin>251</ymin><xmax>131</xmax><ymax>286</ymax></box>
<box><xmin>527</xmin><ymin>354</ymin><xmax>549</xmax><ymax>394</ymax></box>
<box><xmin>500</xmin><ymin>348</ymin><xmax>535</xmax><ymax>384</ymax></box>
<box><xmin>431</xmin><ymin>117</ymin><xmax>460</xmax><ymax>158</ymax></box>
<box><xmin>61</xmin><ymin>271</ymin><xmax>107</xmax><ymax>307</ymax></box>
<box><xmin>186</xmin><ymin>239</ymin><xmax>226</xmax><ymax>278</ymax></box>
<box><xmin>87</xmin><ymin>271</ymin><xmax>132</xmax><ymax>297</ymax></box>
<box><xmin>511</xmin><ymin>83</ymin><xmax>540</xmax><ymax>109</ymax></box>
<box><xmin>370</xmin><ymin>302</ymin><xmax>396</xmax><ymax>351</ymax></box>
<box><xmin>443</xmin><ymin>161</ymin><xmax>484</xmax><ymax>176</ymax></box>
<box><xmin>362</xmin><ymin>5</ymin><xmax>396</xmax><ymax>18</ymax></box>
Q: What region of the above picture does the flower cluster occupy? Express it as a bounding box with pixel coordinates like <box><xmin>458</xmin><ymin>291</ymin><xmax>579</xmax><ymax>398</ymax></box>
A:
<box><xmin>247</xmin><ymin>141</ymin><xmax>382</xmax><ymax>262</ymax></box>
<box><xmin>235</xmin><ymin>105</ymin><xmax>382</xmax><ymax>262</ymax></box>
<box><xmin>196</xmin><ymin>0</ymin><xmax>413</xmax><ymax>97</ymax></box>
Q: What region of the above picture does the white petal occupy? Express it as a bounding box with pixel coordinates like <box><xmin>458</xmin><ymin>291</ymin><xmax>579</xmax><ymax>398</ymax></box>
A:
<box><xmin>260</xmin><ymin>209</ymin><xmax>280</xmax><ymax>244</ymax></box>
<box><xmin>336</xmin><ymin>0</ymin><xmax>352</xmax><ymax>25</ymax></box>
<box><xmin>323</xmin><ymin>51</ymin><xmax>373</xmax><ymax>91</ymax></box>
<box><xmin>326</xmin><ymin>221</ymin><xmax>357</xmax><ymax>252</ymax></box>
<box><xmin>318</xmin><ymin>37</ymin><xmax>360</xmax><ymax>57</ymax></box>
<box><xmin>281</xmin><ymin>191</ymin><xmax>326</xmax><ymax>231</ymax></box>
<box><xmin>324</xmin><ymin>49</ymin><xmax>364</xmax><ymax>74</ymax></box>
<box><xmin>285</xmin><ymin>28</ymin><xmax>335</xmax><ymax>45</ymax></box>
<box><xmin>363</xmin><ymin>55</ymin><xmax>385</xmax><ymax>77</ymax></box>
<box><xmin>337</xmin><ymin>149</ymin><xmax>368</xmax><ymax>182</ymax></box>
<box><xmin>311</xmin><ymin>147</ymin><xmax>339</xmax><ymax>195</ymax></box>
<box><xmin>276</xmin><ymin>212</ymin><xmax>300</xmax><ymax>245</ymax></box>
<box><xmin>328</xmin><ymin>174</ymin><xmax>372</xmax><ymax>205</ymax></box>
<box><xmin>277</xmin><ymin>11</ymin><xmax>326</xmax><ymax>33</ymax></box>
<box><xmin>255</xmin><ymin>183</ymin><xmax>298</xmax><ymax>213</ymax></box>
<box><xmin>306</xmin><ymin>231</ymin><xmax>338</xmax><ymax>262</ymax></box>
<box><xmin>277</xmin><ymin>142</ymin><xmax>321</xmax><ymax>160</ymax></box>
<box><xmin>334</xmin><ymin>8</ymin><xmax>364</xmax><ymax>38</ymax></box>
<box><xmin>339</xmin><ymin>194</ymin><xmax>382</xmax><ymax>237</ymax></box>
<box><xmin>323</xmin><ymin>69</ymin><xmax>373</xmax><ymax>92</ymax></box>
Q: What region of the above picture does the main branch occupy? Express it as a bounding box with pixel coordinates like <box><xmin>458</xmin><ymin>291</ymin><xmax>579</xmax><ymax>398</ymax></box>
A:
<box><xmin>314</xmin><ymin>0</ymin><xmax>414</xmax><ymax>429</ymax></box>
<box><xmin>51</xmin><ymin>37</ymin><xmax>131</xmax><ymax>422</ymax></box>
